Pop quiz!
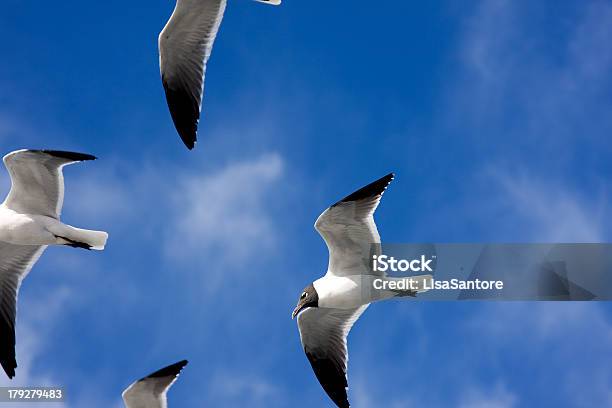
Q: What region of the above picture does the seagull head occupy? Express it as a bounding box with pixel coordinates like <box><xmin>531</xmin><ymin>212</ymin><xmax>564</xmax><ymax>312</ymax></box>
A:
<box><xmin>292</xmin><ymin>283</ymin><xmax>319</xmax><ymax>319</ymax></box>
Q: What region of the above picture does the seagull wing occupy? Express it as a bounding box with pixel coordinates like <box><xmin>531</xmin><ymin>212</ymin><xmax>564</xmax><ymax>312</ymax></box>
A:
<box><xmin>0</xmin><ymin>242</ymin><xmax>46</xmax><ymax>379</ymax></box>
<box><xmin>122</xmin><ymin>360</ymin><xmax>188</xmax><ymax>408</ymax></box>
<box><xmin>315</xmin><ymin>173</ymin><xmax>394</xmax><ymax>278</ymax></box>
<box><xmin>2</xmin><ymin>149</ymin><xmax>96</xmax><ymax>219</ymax></box>
<box><xmin>297</xmin><ymin>305</ymin><xmax>368</xmax><ymax>408</ymax></box>
<box><xmin>158</xmin><ymin>0</ymin><xmax>227</xmax><ymax>150</ymax></box>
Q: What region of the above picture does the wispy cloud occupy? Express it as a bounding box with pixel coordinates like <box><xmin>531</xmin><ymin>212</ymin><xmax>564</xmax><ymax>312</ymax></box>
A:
<box><xmin>165</xmin><ymin>153</ymin><xmax>283</xmax><ymax>267</ymax></box>
<box><xmin>0</xmin><ymin>143</ymin><xmax>289</xmax><ymax>406</ymax></box>
<box><xmin>0</xmin><ymin>288</ymin><xmax>71</xmax><ymax>407</ymax></box>
<box><xmin>458</xmin><ymin>384</ymin><xmax>518</xmax><ymax>408</ymax></box>
<box><xmin>206</xmin><ymin>372</ymin><xmax>282</xmax><ymax>408</ymax></box>
<box><xmin>351</xmin><ymin>385</ymin><xmax>417</xmax><ymax>408</ymax></box>
<box><xmin>433</xmin><ymin>0</ymin><xmax>612</xmax><ymax>242</ymax></box>
<box><xmin>63</xmin><ymin>151</ymin><xmax>286</xmax><ymax>294</ymax></box>
<box><xmin>471</xmin><ymin>302</ymin><xmax>612</xmax><ymax>406</ymax></box>
<box><xmin>455</xmin><ymin>0</ymin><xmax>612</xmax><ymax>144</ymax></box>
<box><xmin>489</xmin><ymin>168</ymin><xmax>608</xmax><ymax>241</ymax></box>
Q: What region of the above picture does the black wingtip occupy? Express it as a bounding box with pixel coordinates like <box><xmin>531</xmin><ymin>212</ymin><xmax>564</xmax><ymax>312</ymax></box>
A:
<box><xmin>3</xmin><ymin>369</ymin><xmax>15</xmax><ymax>379</ymax></box>
<box><xmin>1</xmin><ymin>359</ymin><xmax>16</xmax><ymax>380</ymax></box>
<box><xmin>34</xmin><ymin>150</ymin><xmax>97</xmax><ymax>161</ymax></box>
<box><xmin>1</xmin><ymin>316</ymin><xmax>17</xmax><ymax>380</ymax></box>
<box><xmin>306</xmin><ymin>352</ymin><xmax>350</xmax><ymax>408</ymax></box>
<box><xmin>162</xmin><ymin>78</ymin><xmax>200</xmax><ymax>151</ymax></box>
<box><xmin>332</xmin><ymin>173</ymin><xmax>395</xmax><ymax>207</ymax></box>
<box><xmin>142</xmin><ymin>360</ymin><xmax>188</xmax><ymax>381</ymax></box>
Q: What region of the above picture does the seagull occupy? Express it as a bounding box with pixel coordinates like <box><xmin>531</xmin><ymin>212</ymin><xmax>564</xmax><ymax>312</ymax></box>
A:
<box><xmin>292</xmin><ymin>173</ymin><xmax>432</xmax><ymax>408</ymax></box>
<box><xmin>122</xmin><ymin>360</ymin><xmax>188</xmax><ymax>408</ymax></box>
<box><xmin>159</xmin><ymin>0</ymin><xmax>282</xmax><ymax>150</ymax></box>
<box><xmin>0</xmin><ymin>149</ymin><xmax>108</xmax><ymax>379</ymax></box>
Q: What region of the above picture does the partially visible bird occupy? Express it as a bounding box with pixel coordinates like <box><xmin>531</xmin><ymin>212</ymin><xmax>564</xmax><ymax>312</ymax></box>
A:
<box><xmin>0</xmin><ymin>149</ymin><xmax>109</xmax><ymax>379</ymax></box>
<box><xmin>292</xmin><ymin>173</ymin><xmax>432</xmax><ymax>407</ymax></box>
<box><xmin>159</xmin><ymin>0</ymin><xmax>282</xmax><ymax>150</ymax></box>
<box><xmin>122</xmin><ymin>360</ymin><xmax>188</xmax><ymax>408</ymax></box>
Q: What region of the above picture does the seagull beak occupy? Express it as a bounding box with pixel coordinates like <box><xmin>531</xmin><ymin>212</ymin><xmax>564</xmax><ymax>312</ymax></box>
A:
<box><xmin>292</xmin><ymin>305</ymin><xmax>301</xmax><ymax>319</ymax></box>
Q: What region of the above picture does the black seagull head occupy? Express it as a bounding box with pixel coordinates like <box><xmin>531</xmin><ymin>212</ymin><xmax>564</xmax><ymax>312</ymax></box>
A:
<box><xmin>292</xmin><ymin>283</ymin><xmax>319</xmax><ymax>319</ymax></box>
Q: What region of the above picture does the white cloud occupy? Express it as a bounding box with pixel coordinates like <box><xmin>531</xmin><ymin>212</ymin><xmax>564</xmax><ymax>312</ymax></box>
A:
<box><xmin>206</xmin><ymin>372</ymin><xmax>281</xmax><ymax>408</ymax></box>
<box><xmin>425</xmin><ymin>0</ymin><xmax>612</xmax><ymax>243</ymax></box>
<box><xmin>61</xmin><ymin>151</ymin><xmax>285</xmax><ymax>265</ymax></box>
<box><xmin>471</xmin><ymin>303</ymin><xmax>612</xmax><ymax>347</ymax></box>
<box><xmin>470</xmin><ymin>303</ymin><xmax>612</xmax><ymax>406</ymax></box>
<box><xmin>0</xmin><ymin>288</ymin><xmax>72</xmax><ymax>408</ymax></box>
<box><xmin>165</xmin><ymin>153</ymin><xmax>283</xmax><ymax>267</ymax></box>
<box><xmin>458</xmin><ymin>384</ymin><xmax>518</xmax><ymax>408</ymax></box>
<box><xmin>66</xmin><ymin>171</ymin><xmax>132</xmax><ymax>224</ymax></box>
<box><xmin>351</xmin><ymin>386</ymin><xmax>417</xmax><ymax>408</ymax></box>
<box><xmin>491</xmin><ymin>169</ymin><xmax>607</xmax><ymax>241</ymax></box>
<box><xmin>350</xmin><ymin>371</ymin><xmax>517</xmax><ymax>408</ymax></box>
<box><xmin>455</xmin><ymin>0</ymin><xmax>612</xmax><ymax>140</ymax></box>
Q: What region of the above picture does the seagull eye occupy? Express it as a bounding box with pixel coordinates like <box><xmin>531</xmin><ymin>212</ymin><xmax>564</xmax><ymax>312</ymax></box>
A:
<box><xmin>301</xmin><ymin>292</ymin><xmax>307</xmax><ymax>300</ymax></box>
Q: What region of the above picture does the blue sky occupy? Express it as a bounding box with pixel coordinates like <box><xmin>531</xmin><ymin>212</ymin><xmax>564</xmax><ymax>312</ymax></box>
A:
<box><xmin>1</xmin><ymin>0</ymin><xmax>611</xmax><ymax>406</ymax></box>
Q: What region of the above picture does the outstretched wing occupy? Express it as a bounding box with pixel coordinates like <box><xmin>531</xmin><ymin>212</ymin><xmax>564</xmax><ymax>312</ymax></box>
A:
<box><xmin>122</xmin><ymin>360</ymin><xmax>188</xmax><ymax>408</ymax></box>
<box><xmin>297</xmin><ymin>306</ymin><xmax>368</xmax><ymax>408</ymax></box>
<box><xmin>0</xmin><ymin>242</ymin><xmax>46</xmax><ymax>379</ymax></box>
<box><xmin>315</xmin><ymin>173</ymin><xmax>394</xmax><ymax>278</ymax></box>
<box><xmin>2</xmin><ymin>149</ymin><xmax>96</xmax><ymax>219</ymax></box>
<box><xmin>158</xmin><ymin>0</ymin><xmax>227</xmax><ymax>150</ymax></box>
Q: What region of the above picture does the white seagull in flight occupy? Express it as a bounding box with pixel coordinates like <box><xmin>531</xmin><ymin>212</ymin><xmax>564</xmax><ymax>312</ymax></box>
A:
<box><xmin>159</xmin><ymin>0</ymin><xmax>282</xmax><ymax>150</ymax></box>
<box><xmin>292</xmin><ymin>173</ymin><xmax>432</xmax><ymax>408</ymax></box>
<box><xmin>122</xmin><ymin>360</ymin><xmax>188</xmax><ymax>408</ymax></box>
<box><xmin>0</xmin><ymin>149</ymin><xmax>108</xmax><ymax>379</ymax></box>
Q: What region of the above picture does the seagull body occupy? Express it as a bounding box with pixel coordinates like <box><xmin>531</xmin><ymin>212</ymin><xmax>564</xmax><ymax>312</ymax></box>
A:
<box><xmin>122</xmin><ymin>360</ymin><xmax>188</xmax><ymax>408</ymax></box>
<box><xmin>159</xmin><ymin>0</ymin><xmax>281</xmax><ymax>150</ymax></box>
<box><xmin>0</xmin><ymin>149</ymin><xmax>108</xmax><ymax>379</ymax></box>
<box><xmin>292</xmin><ymin>173</ymin><xmax>431</xmax><ymax>408</ymax></box>
<box><xmin>0</xmin><ymin>209</ymin><xmax>104</xmax><ymax>249</ymax></box>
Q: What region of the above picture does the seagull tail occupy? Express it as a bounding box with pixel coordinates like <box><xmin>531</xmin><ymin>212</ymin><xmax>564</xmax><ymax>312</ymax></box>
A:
<box><xmin>253</xmin><ymin>0</ymin><xmax>282</xmax><ymax>5</ymax></box>
<box><xmin>50</xmin><ymin>223</ymin><xmax>108</xmax><ymax>251</ymax></box>
<box><xmin>75</xmin><ymin>229</ymin><xmax>108</xmax><ymax>251</ymax></box>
